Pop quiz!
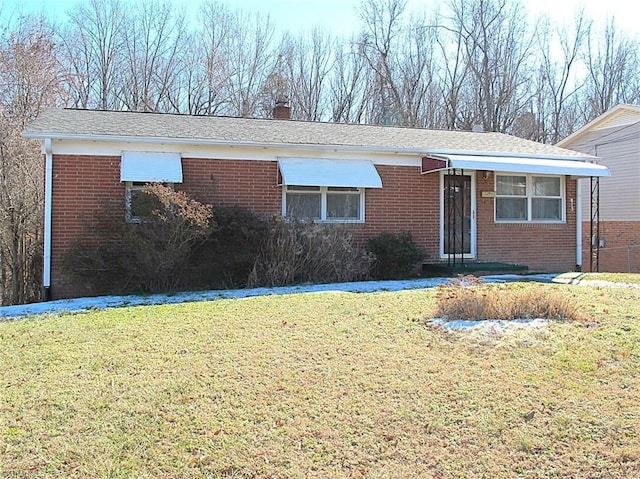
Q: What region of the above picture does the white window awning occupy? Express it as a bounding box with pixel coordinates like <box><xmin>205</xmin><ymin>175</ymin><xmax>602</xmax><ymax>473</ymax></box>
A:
<box><xmin>120</xmin><ymin>151</ymin><xmax>183</xmax><ymax>182</ymax></box>
<box><xmin>421</xmin><ymin>154</ymin><xmax>610</xmax><ymax>178</ymax></box>
<box><xmin>278</xmin><ymin>158</ymin><xmax>382</xmax><ymax>188</ymax></box>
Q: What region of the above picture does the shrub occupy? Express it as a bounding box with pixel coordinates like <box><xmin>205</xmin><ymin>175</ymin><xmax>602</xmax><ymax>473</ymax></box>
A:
<box><xmin>63</xmin><ymin>184</ymin><xmax>214</xmax><ymax>294</ymax></box>
<box><xmin>248</xmin><ymin>218</ymin><xmax>373</xmax><ymax>287</ymax></box>
<box><xmin>188</xmin><ymin>206</ymin><xmax>269</xmax><ymax>289</ymax></box>
<box><xmin>367</xmin><ymin>231</ymin><xmax>424</xmax><ymax>280</ymax></box>
<box><xmin>435</xmin><ymin>275</ymin><xmax>590</xmax><ymax>321</ymax></box>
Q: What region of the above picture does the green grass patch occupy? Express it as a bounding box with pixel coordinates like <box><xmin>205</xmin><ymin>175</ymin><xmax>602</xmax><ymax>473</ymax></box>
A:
<box><xmin>581</xmin><ymin>272</ymin><xmax>640</xmax><ymax>284</ymax></box>
<box><xmin>1</xmin><ymin>281</ymin><xmax>640</xmax><ymax>478</ymax></box>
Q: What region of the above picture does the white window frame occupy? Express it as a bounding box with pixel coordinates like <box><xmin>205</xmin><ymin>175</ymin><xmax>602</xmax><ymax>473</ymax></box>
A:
<box><xmin>494</xmin><ymin>174</ymin><xmax>565</xmax><ymax>223</ymax></box>
<box><xmin>282</xmin><ymin>185</ymin><xmax>366</xmax><ymax>223</ymax></box>
<box><xmin>125</xmin><ymin>181</ymin><xmax>173</xmax><ymax>223</ymax></box>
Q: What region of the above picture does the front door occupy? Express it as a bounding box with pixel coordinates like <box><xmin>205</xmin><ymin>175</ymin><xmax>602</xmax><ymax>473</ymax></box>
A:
<box><xmin>441</xmin><ymin>171</ymin><xmax>476</xmax><ymax>259</ymax></box>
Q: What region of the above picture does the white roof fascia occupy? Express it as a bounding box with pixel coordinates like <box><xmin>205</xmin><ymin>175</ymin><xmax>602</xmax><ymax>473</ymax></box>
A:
<box><xmin>278</xmin><ymin>158</ymin><xmax>383</xmax><ymax>188</ymax></box>
<box><xmin>120</xmin><ymin>151</ymin><xmax>183</xmax><ymax>182</ymax></box>
<box><xmin>425</xmin><ymin>149</ymin><xmax>595</xmax><ymax>161</ymax></box>
<box><xmin>438</xmin><ymin>154</ymin><xmax>610</xmax><ymax>178</ymax></box>
<box><xmin>557</xmin><ymin>104</ymin><xmax>640</xmax><ymax>148</ymax></box>
<box><xmin>24</xmin><ymin>132</ymin><xmax>423</xmax><ymax>155</ymax></box>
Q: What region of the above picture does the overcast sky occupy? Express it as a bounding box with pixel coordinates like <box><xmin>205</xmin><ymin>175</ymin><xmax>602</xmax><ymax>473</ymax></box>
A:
<box><xmin>4</xmin><ymin>0</ymin><xmax>640</xmax><ymax>36</ymax></box>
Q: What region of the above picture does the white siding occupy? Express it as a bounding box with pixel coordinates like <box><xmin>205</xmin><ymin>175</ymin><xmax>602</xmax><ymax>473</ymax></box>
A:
<box><xmin>594</xmin><ymin>110</ymin><xmax>640</xmax><ymax>130</ymax></box>
<box><xmin>576</xmin><ymin>123</ymin><xmax>640</xmax><ymax>221</ymax></box>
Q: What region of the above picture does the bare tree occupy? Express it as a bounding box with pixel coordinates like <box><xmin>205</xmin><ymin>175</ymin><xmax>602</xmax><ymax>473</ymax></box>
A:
<box><xmin>432</xmin><ymin>6</ymin><xmax>473</xmax><ymax>130</ymax></box>
<box><xmin>445</xmin><ymin>0</ymin><xmax>536</xmax><ymax>133</ymax></box>
<box><xmin>119</xmin><ymin>0</ymin><xmax>186</xmax><ymax>112</ymax></box>
<box><xmin>522</xmin><ymin>10</ymin><xmax>590</xmax><ymax>142</ymax></box>
<box><xmin>282</xmin><ymin>28</ymin><xmax>334</xmax><ymax>121</ymax></box>
<box><xmin>329</xmin><ymin>36</ymin><xmax>372</xmax><ymax>123</ymax></box>
<box><xmin>60</xmin><ymin>0</ymin><xmax>125</xmax><ymax>109</ymax></box>
<box><xmin>395</xmin><ymin>22</ymin><xmax>438</xmax><ymax>127</ymax></box>
<box><xmin>174</xmin><ymin>0</ymin><xmax>233</xmax><ymax>115</ymax></box>
<box><xmin>357</xmin><ymin>0</ymin><xmax>440</xmax><ymax>127</ymax></box>
<box><xmin>224</xmin><ymin>9</ymin><xmax>277</xmax><ymax>117</ymax></box>
<box><xmin>0</xmin><ymin>16</ymin><xmax>62</xmax><ymax>304</ymax></box>
<box><xmin>583</xmin><ymin>18</ymin><xmax>640</xmax><ymax>121</ymax></box>
<box><xmin>357</xmin><ymin>0</ymin><xmax>408</xmax><ymax>125</ymax></box>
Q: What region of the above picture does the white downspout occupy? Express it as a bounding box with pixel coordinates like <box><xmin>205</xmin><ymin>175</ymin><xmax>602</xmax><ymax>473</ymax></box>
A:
<box><xmin>576</xmin><ymin>179</ymin><xmax>582</xmax><ymax>271</ymax></box>
<box><xmin>43</xmin><ymin>137</ymin><xmax>53</xmax><ymax>300</ymax></box>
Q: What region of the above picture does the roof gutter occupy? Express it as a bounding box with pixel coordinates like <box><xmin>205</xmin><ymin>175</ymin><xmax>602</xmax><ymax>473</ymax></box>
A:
<box><xmin>424</xmin><ymin>149</ymin><xmax>597</xmax><ymax>162</ymax></box>
<box><xmin>22</xmin><ymin>132</ymin><xmax>596</xmax><ymax>162</ymax></box>
<box><xmin>43</xmin><ymin>137</ymin><xmax>53</xmax><ymax>301</ymax></box>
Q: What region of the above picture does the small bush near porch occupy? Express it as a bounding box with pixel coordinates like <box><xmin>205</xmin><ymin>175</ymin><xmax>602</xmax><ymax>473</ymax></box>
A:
<box><xmin>2</xmin><ymin>280</ymin><xmax>639</xmax><ymax>478</ymax></box>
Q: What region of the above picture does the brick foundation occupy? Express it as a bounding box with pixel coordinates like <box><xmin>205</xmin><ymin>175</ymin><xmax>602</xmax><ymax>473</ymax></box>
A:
<box><xmin>581</xmin><ymin>221</ymin><xmax>640</xmax><ymax>273</ymax></box>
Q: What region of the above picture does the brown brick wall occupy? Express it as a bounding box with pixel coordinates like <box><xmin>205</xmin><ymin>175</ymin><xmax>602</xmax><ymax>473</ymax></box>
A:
<box><xmin>357</xmin><ymin>165</ymin><xmax>440</xmax><ymax>260</ymax></box>
<box><xmin>49</xmin><ymin>156</ymin><xmax>579</xmax><ymax>298</ymax></box>
<box><xmin>581</xmin><ymin>221</ymin><xmax>640</xmax><ymax>273</ymax></box>
<box><xmin>49</xmin><ymin>155</ymin><xmax>283</xmax><ymax>298</ymax></box>
<box><xmin>181</xmin><ymin>158</ymin><xmax>281</xmax><ymax>213</ymax></box>
<box><xmin>475</xmin><ymin>172</ymin><xmax>578</xmax><ymax>272</ymax></box>
<box><xmin>50</xmin><ymin>155</ymin><xmax>123</xmax><ymax>299</ymax></box>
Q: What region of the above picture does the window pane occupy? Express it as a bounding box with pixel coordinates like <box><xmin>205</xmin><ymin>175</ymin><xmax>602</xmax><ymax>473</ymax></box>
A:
<box><xmin>327</xmin><ymin>193</ymin><xmax>360</xmax><ymax>219</ymax></box>
<box><xmin>533</xmin><ymin>177</ymin><xmax>560</xmax><ymax>197</ymax></box>
<box><xmin>287</xmin><ymin>185</ymin><xmax>320</xmax><ymax>192</ymax></box>
<box><xmin>532</xmin><ymin>198</ymin><xmax>561</xmax><ymax>220</ymax></box>
<box><xmin>496</xmin><ymin>175</ymin><xmax>526</xmax><ymax>196</ymax></box>
<box><xmin>496</xmin><ymin>197</ymin><xmax>527</xmax><ymax>220</ymax></box>
<box><xmin>130</xmin><ymin>188</ymin><xmax>161</xmax><ymax>219</ymax></box>
<box><xmin>286</xmin><ymin>193</ymin><xmax>321</xmax><ymax>219</ymax></box>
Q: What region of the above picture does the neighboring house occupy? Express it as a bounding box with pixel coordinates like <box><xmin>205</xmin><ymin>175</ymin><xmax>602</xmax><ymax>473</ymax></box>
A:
<box><xmin>557</xmin><ymin>104</ymin><xmax>640</xmax><ymax>273</ymax></box>
<box><xmin>24</xmin><ymin>108</ymin><xmax>609</xmax><ymax>299</ymax></box>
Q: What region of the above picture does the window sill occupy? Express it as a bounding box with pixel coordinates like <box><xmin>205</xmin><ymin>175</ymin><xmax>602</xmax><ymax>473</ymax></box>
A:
<box><xmin>494</xmin><ymin>220</ymin><xmax>566</xmax><ymax>225</ymax></box>
<box><xmin>286</xmin><ymin>218</ymin><xmax>365</xmax><ymax>224</ymax></box>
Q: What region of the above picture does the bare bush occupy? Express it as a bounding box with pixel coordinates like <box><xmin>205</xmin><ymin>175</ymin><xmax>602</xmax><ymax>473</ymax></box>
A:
<box><xmin>248</xmin><ymin>217</ymin><xmax>373</xmax><ymax>287</ymax></box>
<box><xmin>435</xmin><ymin>276</ymin><xmax>590</xmax><ymax>322</ymax></box>
<box><xmin>188</xmin><ymin>205</ymin><xmax>269</xmax><ymax>289</ymax></box>
<box><xmin>63</xmin><ymin>184</ymin><xmax>213</xmax><ymax>294</ymax></box>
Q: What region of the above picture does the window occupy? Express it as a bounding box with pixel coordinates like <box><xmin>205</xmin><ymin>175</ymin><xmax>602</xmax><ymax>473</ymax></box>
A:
<box><xmin>125</xmin><ymin>182</ymin><xmax>171</xmax><ymax>222</ymax></box>
<box><xmin>531</xmin><ymin>176</ymin><xmax>562</xmax><ymax>220</ymax></box>
<box><xmin>495</xmin><ymin>174</ymin><xmax>564</xmax><ymax>222</ymax></box>
<box><xmin>284</xmin><ymin>185</ymin><xmax>363</xmax><ymax>222</ymax></box>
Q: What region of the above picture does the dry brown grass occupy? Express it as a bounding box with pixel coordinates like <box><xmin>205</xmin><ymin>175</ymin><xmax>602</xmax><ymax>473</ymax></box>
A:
<box><xmin>436</xmin><ymin>276</ymin><xmax>591</xmax><ymax>322</ymax></box>
<box><xmin>1</xmin><ymin>281</ymin><xmax>639</xmax><ymax>478</ymax></box>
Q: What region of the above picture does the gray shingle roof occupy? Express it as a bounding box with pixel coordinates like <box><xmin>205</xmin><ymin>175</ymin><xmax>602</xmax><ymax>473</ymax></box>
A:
<box><xmin>24</xmin><ymin>108</ymin><xmax>592</xmax><ymax>159</ymax></box>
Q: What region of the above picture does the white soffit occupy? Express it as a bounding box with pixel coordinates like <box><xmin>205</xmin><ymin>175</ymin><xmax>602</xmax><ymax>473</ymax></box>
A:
<box><xmin>429</xmin><ymin>154</ymin><xmax>611</xmax><ymax>178</ymax></box>
<box><xmin>278</xmin><ymin>158</ymin><xmax>383</xmax><ymax>188</ymax></box>
<box><xmin>120</xmin><ymin>151</ymin><xmax>183</xmax><ymax>182</ymax></box>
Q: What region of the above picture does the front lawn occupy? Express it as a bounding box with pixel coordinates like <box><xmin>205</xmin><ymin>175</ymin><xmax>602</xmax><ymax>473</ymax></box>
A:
<box><xmin>1</xmin><ymin>282</ymin><xmax>639</xmax><ymax>478</ymax></box>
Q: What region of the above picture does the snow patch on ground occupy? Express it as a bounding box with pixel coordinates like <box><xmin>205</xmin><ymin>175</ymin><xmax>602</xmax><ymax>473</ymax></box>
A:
<box><xmin>0</xmin><ymin>272</ymin><xmax>633</xmax><ymax>321</ymax></box>
<box><xmin>431</xmin><ymin>317</ymin><xmax>550</xmax><ymax>331</ymax></box>
<box><xmin>2</xmin><ymin>277</ymin><xmax>459</xmax><ymax>320</ymax></box>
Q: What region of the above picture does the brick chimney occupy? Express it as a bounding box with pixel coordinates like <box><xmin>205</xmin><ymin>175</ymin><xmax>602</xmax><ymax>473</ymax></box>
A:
<box><xmin>273</xmin><ymin>99</ymin><xmax>291</xmax><ymax>120</ymax></box>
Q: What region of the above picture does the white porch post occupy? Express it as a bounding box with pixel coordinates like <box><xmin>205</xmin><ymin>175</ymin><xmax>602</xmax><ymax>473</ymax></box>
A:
<box><xmin>576</xmin><ymin>179</ymin><xmax>582</xmax><ymax>271</ymax></box>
